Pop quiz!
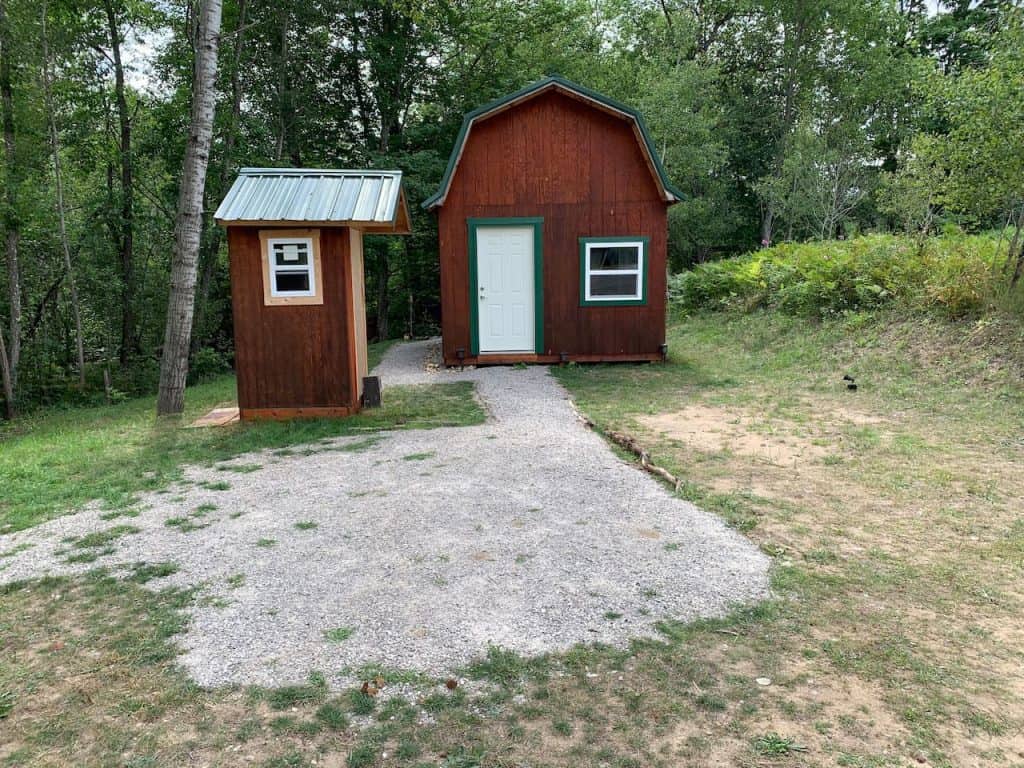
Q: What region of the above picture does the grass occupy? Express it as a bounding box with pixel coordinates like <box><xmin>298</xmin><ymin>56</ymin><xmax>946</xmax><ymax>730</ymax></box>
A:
<box><xmin>2</xmin><ymin>322</ymin><xmax>1022</xmax><ymax>766</ymax></box>
<box><xmin>0</xmin><ymin>373</ymin><xmax>485</xmax><ymax>533</ymax></box>
<box><xmin>324</xmin><ymin>627</ymin><xmax>355</xmax><ymax>643</ymax></box>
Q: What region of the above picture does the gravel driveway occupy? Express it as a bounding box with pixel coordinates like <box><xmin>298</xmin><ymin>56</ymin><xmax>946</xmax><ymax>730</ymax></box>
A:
<box><xmin>0</xmin><ymin>340</ymin><xmax>769</xmax><ymax>688</ymax></box>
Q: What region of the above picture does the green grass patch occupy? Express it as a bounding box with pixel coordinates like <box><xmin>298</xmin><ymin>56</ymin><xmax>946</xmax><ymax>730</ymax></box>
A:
<box><xmin>0</xmin><ymin>376</ymin><xmax>485</xmax><ymax>534</ymax></box>
<box><xmin>323</xmin><ymin>627</ymin><xmax>354</xmax><ymax>643</ymax></box>
<box><xmin>294</xmin><ymin>521</ymin><xmax>318</xmax><ymax>531</ymax></box>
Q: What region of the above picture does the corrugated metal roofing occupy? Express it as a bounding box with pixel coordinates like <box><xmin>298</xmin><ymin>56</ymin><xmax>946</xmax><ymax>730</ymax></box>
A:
<box><xmin>214</xmin><ymin>168</ymin><xmax>405</xmax><ymax>225</ymax></box>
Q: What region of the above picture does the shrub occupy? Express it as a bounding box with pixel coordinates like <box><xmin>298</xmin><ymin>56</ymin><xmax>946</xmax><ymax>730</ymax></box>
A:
<box><xmin>670</xmin><ymin>233</ymin><xmax>1005</xmax><ymax>319</ymax></box>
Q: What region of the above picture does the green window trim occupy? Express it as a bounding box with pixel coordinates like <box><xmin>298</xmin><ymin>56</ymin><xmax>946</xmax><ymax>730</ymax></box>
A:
<box><xmin>467</xmin><ymin>217</ymin><xmax>544</xmax><ymax>356</ymax></box>
<box><xmin>579</xmin><ymin>236</ymin><xmax>649</xmax><ymax>307</ymax></box>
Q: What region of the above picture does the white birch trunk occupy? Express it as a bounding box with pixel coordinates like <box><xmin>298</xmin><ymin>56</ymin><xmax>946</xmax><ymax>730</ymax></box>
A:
<box><xmin>157</xmin><ymin>0</ymin><xmax>222</xmax><ymax>416</ymax></box>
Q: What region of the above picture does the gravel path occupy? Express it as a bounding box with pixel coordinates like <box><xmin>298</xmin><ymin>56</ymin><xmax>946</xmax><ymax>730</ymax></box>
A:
<box><xmin>0</xmin><ymin>340</ymin><xmax>769</xmax><ymax>689</ymax></box>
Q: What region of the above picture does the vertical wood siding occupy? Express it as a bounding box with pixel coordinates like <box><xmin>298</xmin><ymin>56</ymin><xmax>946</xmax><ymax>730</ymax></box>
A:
<box><xmin>228</xmin><ymin>226</ymin><xmax>355</xmax><ymax>411</ymax></box>
<box><xmin>438</xmin><ymin>89</ymin><xmax>668</xmax><ymax>363</ymax></box>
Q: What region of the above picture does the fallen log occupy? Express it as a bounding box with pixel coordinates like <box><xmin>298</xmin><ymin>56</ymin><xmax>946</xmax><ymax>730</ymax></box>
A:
<box><xmin>570</xmin><ymin>401</ymin><xmax>682</xmax><ymax>493</ymax></box>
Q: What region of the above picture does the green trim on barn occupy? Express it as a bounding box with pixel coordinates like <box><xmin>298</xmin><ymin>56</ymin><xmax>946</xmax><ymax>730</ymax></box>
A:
<box><xmin>423</xmin><ymin>76</ymin><xmax>684</xmax><ymax>210</ymax></box>
<box><xmin>579</xmin><ymin>236</ymin><xmax>650</xmax><ymax>307</ymax></box>
<box><xmin>467</xmin><ymin>217</ymin><xmax>544</xmax><ymax>355</ymax></box>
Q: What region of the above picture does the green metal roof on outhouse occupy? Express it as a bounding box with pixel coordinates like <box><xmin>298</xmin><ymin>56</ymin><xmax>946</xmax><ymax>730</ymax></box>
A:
<box><xmin>215</xmin><ymin>168</ymin><xmax>410</xmax><ymax>231</ymax></box>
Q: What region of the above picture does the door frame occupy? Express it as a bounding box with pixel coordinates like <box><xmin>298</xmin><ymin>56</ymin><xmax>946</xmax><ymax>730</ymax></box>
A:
<box><xmin>467</xmin><ymin>217</ymin><xmax>544</xmax><ymax>356</ymax></box>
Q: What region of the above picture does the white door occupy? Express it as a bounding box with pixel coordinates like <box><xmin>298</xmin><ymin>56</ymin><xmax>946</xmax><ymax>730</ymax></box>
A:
<box><xmin>476</xmin><ymin>226</ymin><xmax>535</xmax><ymax>353</ymax></box>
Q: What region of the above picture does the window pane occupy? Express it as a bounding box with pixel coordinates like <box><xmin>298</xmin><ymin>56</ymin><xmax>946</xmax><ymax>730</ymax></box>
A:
<box><xmin>275</xmin><ymin>271</ymin><xmax>310</xmax><ymax>293</ymax></box>
<box><xmin>590</xmin><ymin>273</ymin><xmax>639</xmax><ymax>298</ymax></box>
<box><xmin>273</xmin><ymin>242</ymin><xmax>309</xmax><ymax>266</ymax></box>
<box><xmin>589</xmin><ymin>245</ymin><xmax>639</xmax><ymax>271</ymax></box>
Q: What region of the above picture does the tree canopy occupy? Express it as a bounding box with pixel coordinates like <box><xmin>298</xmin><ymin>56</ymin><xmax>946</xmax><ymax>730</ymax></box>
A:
<box><xmin>0</xmin><ymin>0</ymin><xmax>1021</xmax><ymax>415</ymax></box>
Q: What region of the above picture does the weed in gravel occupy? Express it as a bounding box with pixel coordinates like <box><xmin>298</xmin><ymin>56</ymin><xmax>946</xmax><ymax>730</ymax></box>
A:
<box><xmin>227</xmin><ymin>573</ymin><xmax>245</xmax><ymax>589</ymax></box>
<box><xmin>63</xmin><ymin>546</ymin><xmax>114</xmax><ymax>564</ymax></box>
<box><xmin>604</xmin><ymin>611</ymin><xmax>623</xmax><ymax>620</ymax></box>
<box><xmin>127</xmin><ymin>562</ymin><xmax>179</xmax><ymax>584</ymax></box>
<box><xmin>73</xmin><ymin>525</ymin><xmax>140</xmax><ymax>549</ymax></box>
<box><xmin>324</xmin><ymin>627</ymin><xmax>354</xmax><ymax>642</ymax></box>
<box><xmin>337</xmin><ymin>437</ymin><xmax>383</xmax><ymax>453</ymax></box>
<box><xmin>165</xmin><ymin>516</ymin><xmax>210</xmax><ymax>533</ymax></box>
<box><xmin>217</xmin><ymin>463</ymin><xmax>262</xmax><ymax>474</ymax></box>
<box><xmin>98</xmin><ymin>507</ymin><xmax>141</xmax><ymax>521</ymax></box>
<box><xmin>194</xmin><ymin>503</ymin><xmax>218</xmax><ymax>515</ymax></box>
<box><xmin>552</xmin><ymin>719</ymin><xmax>573</xmax><ymax>736</ymax></box>
<box><xmin>295</xmin><ymin>520</ymin><xmax>318</xmax><ymax>531</ymax></box>
<box><xmin>0</xmin><ymin>543</ymin><xmax>32</xmax><ymax>558</ymax></box>
<box><xmin>401</xmin><ymin>451</ymin><xmax>435</xmax><ymax>461</ymax></box>
<box><xmin>256</xmin><ymin>538</ymin><xmax>277</xmax><ymax>548</ymax></box>
<box><xmin>201</xmin><ymin>480</ymin><xmax>231</xmax><ymax>491</ymax></box>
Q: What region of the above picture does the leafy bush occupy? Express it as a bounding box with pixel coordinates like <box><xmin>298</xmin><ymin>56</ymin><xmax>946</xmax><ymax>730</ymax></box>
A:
<box><xmin>670</xmin><ymin>233</ymin><xmax>1005</xmax><ymax>319</ymax></box>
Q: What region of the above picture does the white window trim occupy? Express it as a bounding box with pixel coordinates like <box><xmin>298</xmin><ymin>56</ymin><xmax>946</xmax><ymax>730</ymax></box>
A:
<box><xmin>583</xmin><ymin>239</ymin><xmax>645</xmax><ymax>302</ymax></box>
<box><xmin>266</xmin><ymin>236</ymin><xmax>317</xmax><ymax>298</ymax></box>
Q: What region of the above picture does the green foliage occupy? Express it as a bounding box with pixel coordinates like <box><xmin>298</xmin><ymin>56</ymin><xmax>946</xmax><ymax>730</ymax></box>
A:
<box><xmin>670</xmin><ymin>234</ymin><xmax>1006</xmax><ymax>318</ymax></box>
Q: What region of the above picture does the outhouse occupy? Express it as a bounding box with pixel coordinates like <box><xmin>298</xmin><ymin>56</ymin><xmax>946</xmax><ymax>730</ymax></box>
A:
<box><xmin>214</xmin><ymin>168</ymin><xmax>411</xmax><ymax>420</ymax></box>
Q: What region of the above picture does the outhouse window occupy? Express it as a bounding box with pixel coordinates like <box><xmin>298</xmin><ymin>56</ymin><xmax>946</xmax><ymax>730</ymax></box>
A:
<box><xmin>268</xmin><ymin>238</ymin><xmax>315</xmax><ymax>296</ymax></box>
<box><xmin>580</xmin><ymin>237</ymin><xmax>648</xmax><ymax>306</ymax></box>
<box><xmin>259</xmin><ymin>229</ymin><xmax>323</xmax><ymax>306</ymax></box>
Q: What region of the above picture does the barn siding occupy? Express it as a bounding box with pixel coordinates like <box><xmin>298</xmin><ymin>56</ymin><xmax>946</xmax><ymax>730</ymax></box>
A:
<box><xmin>228</xmin><ymin>226</ymin><xmax>355</xmax><ymax>413</ymax></box>
<box><xmin>438</xmin><ymin>89</ymin><xmax>668</xmax><ymax>364</ymax></box>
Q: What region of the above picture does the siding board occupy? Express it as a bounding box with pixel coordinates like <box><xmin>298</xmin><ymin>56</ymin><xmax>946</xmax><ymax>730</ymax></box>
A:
<box><xmin>228</xmin><ymin>226</ymin><xmax>355</xmax><ymax>413</ymax></box>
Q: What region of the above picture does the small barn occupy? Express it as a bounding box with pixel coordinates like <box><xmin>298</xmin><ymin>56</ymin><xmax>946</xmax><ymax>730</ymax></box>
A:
<box><xmin>214</xmin><ymin>168</ymin><xmax>411</xmax><ymax>420</ymax></box>
<box><xmin>424</xmin><ymin>76</ymin><xmax>682</xmax><ymax>366</ymax></box>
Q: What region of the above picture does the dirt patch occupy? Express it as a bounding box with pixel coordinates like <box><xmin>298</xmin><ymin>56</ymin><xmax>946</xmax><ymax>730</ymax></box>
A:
<box><xmin>639</xmin><ymin>405</ymin><xmax>830</xmax><ymax>466</ymax></box>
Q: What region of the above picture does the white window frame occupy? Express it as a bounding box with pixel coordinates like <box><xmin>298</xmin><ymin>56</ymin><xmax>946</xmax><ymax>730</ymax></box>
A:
<box><xmin>266</xmin><ymin>237</ymin><xmax>316</xmax><ymax>298</ymax></box>
<box><xmin>582</xmin><ymin>239</ymin><xmax>645</xmax><ymax>303</ymax></box>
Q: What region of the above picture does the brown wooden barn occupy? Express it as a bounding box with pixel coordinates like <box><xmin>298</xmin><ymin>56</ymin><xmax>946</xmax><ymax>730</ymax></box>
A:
<box><xmin>423</xmin><ymin>76</ymin><xmax>682</xmax><ymax>366</ymax></box>
<box><xmin>214</xmin><ymin>168</ymin><xmax>411</xmax><ymax>420</ymax></box>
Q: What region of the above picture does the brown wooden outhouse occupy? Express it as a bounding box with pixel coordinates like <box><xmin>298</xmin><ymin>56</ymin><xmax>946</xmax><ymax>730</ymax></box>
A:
<box><xmin>215</xmin><ymin>168</ymin><xmax>411</xmax><ymax>420</ymax></box>
<box><xmin>423</xmin><ymin>76</ymin><xmax>682</xmax><ymax>366</ymax></box>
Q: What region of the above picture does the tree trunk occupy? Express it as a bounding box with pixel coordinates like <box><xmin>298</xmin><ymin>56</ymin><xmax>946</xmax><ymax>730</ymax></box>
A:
<box><xmin>1008</xmin><ymin>205</ymin><xmax>1024</xmax><ymax>287</ymax></box>
<box><xmin>104</xmin><ymin>0</ymin><xmax>136</xmax><ymax>365</ymax></box>
<box><xmin>0</xmin><ymin>0</ymin><xmax>21</xmax><ymax>401</ymax></box>
<box><xmin>193</xmin><ymin>0</ymin><xmax>247</xmax><ymax>353</ymax></box>
<box><xmin>157</xmin><ymin>0</ymin><xmax>222</xmax><ymax>416</ymax></box>
<box><xmin>42</xmin><ymin>1</ymin><xmax>86</xmax><ymax>386</ymax></box>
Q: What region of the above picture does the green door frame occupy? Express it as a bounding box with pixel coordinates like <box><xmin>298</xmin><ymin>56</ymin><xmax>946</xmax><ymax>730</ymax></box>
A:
<box><xmin>467</xmin><ymin>217</ymin><xmax>544</xmax><ymax>356</ymax></box>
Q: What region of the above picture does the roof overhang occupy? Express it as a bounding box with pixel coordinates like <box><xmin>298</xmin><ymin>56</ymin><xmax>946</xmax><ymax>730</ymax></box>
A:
<box><xmin>215</xmin><ymin>168</ymin><xmax>412</xmax><ymax>234</ymax></box>
<box><xmin>422</xmin><ymin>76</ymin><xmax>684</xmax><ymax>211</ymax></box>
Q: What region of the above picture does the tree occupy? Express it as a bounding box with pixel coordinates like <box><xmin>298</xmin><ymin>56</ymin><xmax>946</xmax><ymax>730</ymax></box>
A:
<box><xmin>41</xmin><ymin>0</ymin><xmax>86</xmax><ymax>387</ymax></box>
<box><xmin>156</xmin><ymin>0</ymin><xmax>222</xmax><ymax>415</ymax></box>
<box><xmin>0</xmin><ymin>0</ymin><xmax>21</xmax><ymax>416</ymax></box>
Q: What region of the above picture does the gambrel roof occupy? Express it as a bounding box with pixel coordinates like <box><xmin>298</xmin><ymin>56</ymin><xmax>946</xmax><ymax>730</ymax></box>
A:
<box><xmin>423</xmin><ymin>75</ymin><xmax>683</xmax><ymax>211</ymax></box>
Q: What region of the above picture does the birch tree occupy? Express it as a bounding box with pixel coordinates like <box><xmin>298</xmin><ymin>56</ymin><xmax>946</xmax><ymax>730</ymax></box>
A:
<box><xmin>156</xmin><ymin>0</ymin><xmax>222</xmax><ymax>416</ymax></box>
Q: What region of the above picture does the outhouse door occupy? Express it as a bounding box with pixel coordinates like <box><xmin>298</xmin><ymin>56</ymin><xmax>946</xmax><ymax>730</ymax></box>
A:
<box><xmin>475</xmin><ymin>225</ymin><xmax>536</xmax><ymax>353</ymax></box>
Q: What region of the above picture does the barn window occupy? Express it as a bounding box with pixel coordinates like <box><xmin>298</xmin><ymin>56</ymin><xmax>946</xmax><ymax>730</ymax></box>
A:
<box><xmin>260</xmin><ymin>230</ymin><xmax>324</xmax><ymax>306</ymax></box>
<box><xmin>580</xmin><ymin>237</ymin><xmax>648</xmax><ymax>306</ymax></box>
